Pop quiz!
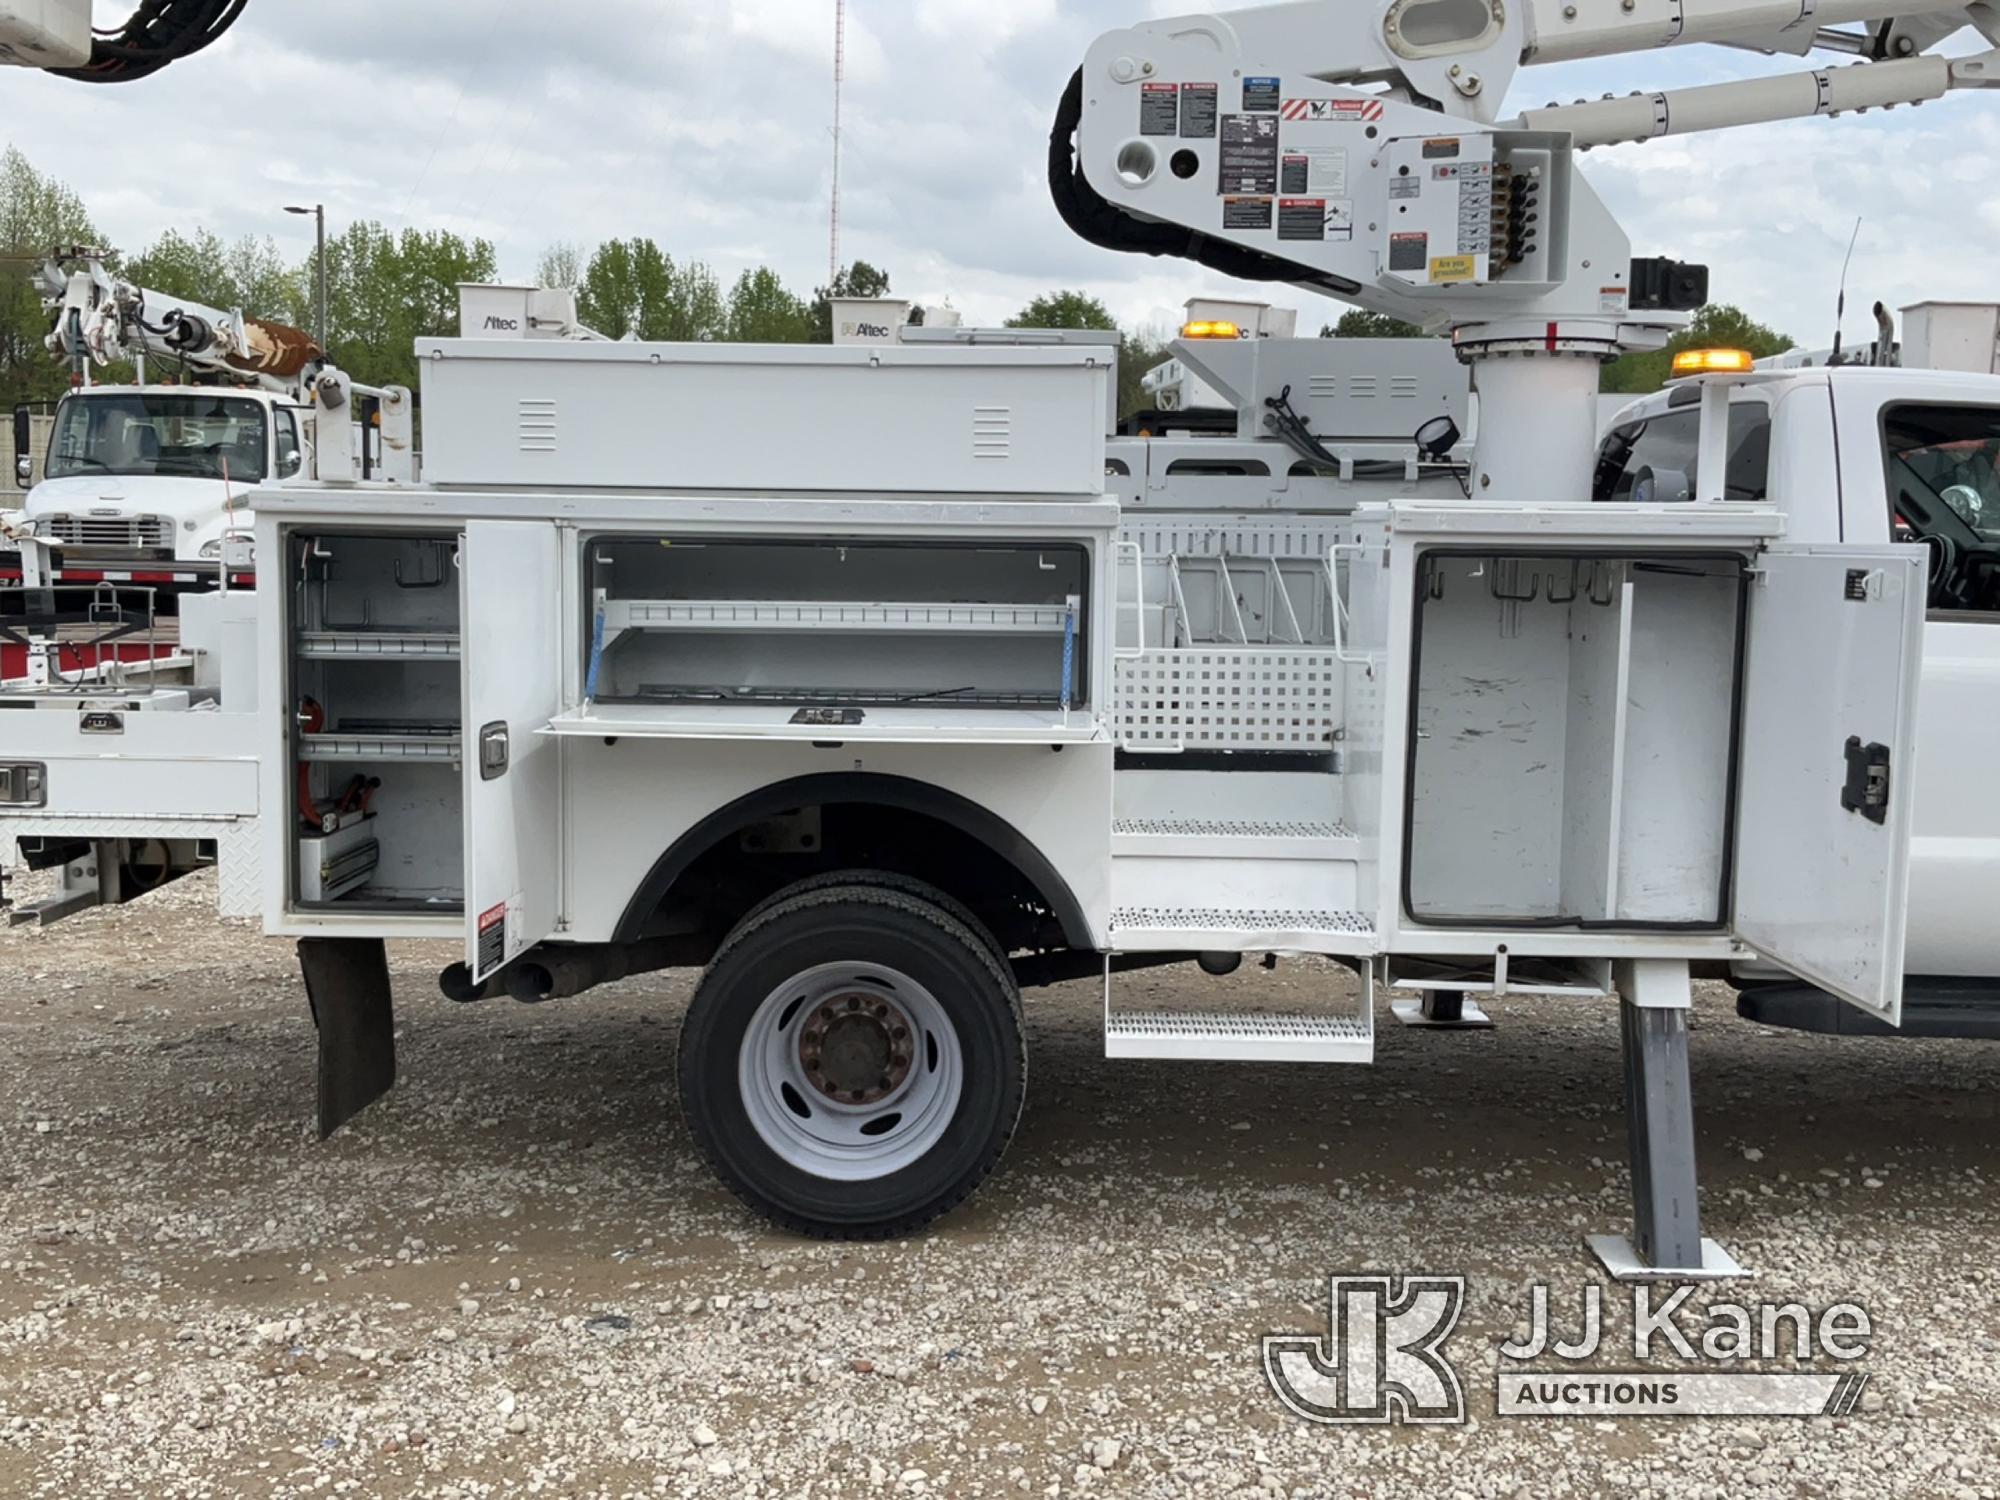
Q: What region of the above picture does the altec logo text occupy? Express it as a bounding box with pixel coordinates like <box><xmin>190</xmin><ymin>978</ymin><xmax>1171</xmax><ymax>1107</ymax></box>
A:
<box><xmin>1264</xmin><ymin>1277</ymin><xmax>1875</xmax><ymax>1424</ymax></box>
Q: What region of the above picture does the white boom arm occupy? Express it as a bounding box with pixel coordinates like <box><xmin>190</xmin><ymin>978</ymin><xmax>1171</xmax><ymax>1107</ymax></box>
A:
<box><xmin>39</xmin><ymin>252</ymin><xmax>321</xmax><ymax>393</ymax></box>
<box><xmin>35</xmin><ymin>252</ymin><xmax>415</xmax><ymax>485</ymax></box>
<box><xmin>1061</xmin><ymin>0</ymin><xmax>1998</xmax><ymax>498</ymax></box>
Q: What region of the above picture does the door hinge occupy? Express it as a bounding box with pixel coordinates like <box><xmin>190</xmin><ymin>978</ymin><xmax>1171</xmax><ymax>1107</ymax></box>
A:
<box><xmin>1841</xmin><ymin>737</ymin><xmax>1891</xmax><ymax>825</ymax></box>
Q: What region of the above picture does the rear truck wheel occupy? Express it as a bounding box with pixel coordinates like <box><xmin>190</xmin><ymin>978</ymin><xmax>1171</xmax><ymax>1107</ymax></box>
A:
<box><xmin>679</xmin><ymin>881</ymin><xmax>1025</xmax><ymax>1238</ymax></box>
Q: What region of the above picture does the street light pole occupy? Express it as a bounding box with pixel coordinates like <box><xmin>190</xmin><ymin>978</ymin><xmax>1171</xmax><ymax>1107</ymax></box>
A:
<box><xmin>286</xmin><ymin>203</ymin><xmax>328</xmax><ymax>352</ymax></box>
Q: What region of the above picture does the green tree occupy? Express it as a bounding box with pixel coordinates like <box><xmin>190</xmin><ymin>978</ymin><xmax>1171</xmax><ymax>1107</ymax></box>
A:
<box><xmin>125</xmin><ymin>228</ymin><xmax>305</xmax><ymax>328</ymax></box>
<box><xmin>725</xmin><ymin>266</ymin><xmax>815</xmax><ymax>343</ymax></box>
<box><xmin>1602</xmin><ymin>304</ymin><xmax>1794</xmax><ymax>394</ymax></box>
<box><xmin>576</xmin><ymin>238</ymin><xmax>726</xmax><ymax>342</ymax></box>
<box><xmin>0</xmin><ymin>145</ymin><xmax>100</xmax><ymax>408</ymax></box>
<box><xmin>534</xmin><ymin>241</ymin><xmax>584</xmax><ymax>291</ymax></box>
<box><xmin>319</xmin><ymin>222</ymin><xmax>497</xmax><ymax>391</ymax></box>
<box><xmin>811</xmin><ymin>260</ymin><xmax>892</xmax><ymax>343</ymax></box>
<box><xmin>1321</xmin><ymin>309</ymin><xmax>1427</xmax><ymax>339</ymax></box>
<box><xmin>1006</xmin><ymin>290</ymin><xmax>1118</xmax><ymax>331</ymax></box>
<box><xmin>1117</xmin><ymin>328</ymin><xmax>1170</xmax><ymax>420</ymax></box>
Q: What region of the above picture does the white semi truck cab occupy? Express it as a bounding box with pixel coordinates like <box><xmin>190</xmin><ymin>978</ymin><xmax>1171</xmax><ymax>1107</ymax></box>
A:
<box><xmin>20</xmin><ymin>384</ymin><xmax>308</xmax><ymax>569</ymax></box>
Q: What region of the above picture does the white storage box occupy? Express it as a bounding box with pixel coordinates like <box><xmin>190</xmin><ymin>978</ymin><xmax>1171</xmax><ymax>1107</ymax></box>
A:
<box><xmin>416</xmin><ymin>340</ymin><xmax>1113</xmax><ymax>496</ymax></box>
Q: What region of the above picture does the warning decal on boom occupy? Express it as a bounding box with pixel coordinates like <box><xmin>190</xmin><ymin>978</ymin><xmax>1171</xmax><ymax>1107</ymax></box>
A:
<box><xmin>1141</xmin><ymin>82</ymin><xmax>1180</xmax><ymax>136</ymax></box>
<box><xmin>1219</xmin><ymin>116</ymin><xmax>1280</xmax><ymax>195</ymax></box>
<box><xmin>1243</xmin><ymin>77</ymin><xmax>1281</xmax><ymax>112</ymax></box>
<box><xmin>1180</xmin><ymin>83</ymin><xmax>1218</xmax><ymax>137</ymax></box>
<box><xmin>1279</xmin><ymin>199</ymin><xmax>1327</xmax><ymax>241</ymax></box>
<box><xmin>1224</xmin><ymin>196</ymin><xmax>1275</xmax><ymax>231</ymax></box>
<box><xmin>1389</xmin><ymin>231</ymin><xmax>1429</xmax><ymax>272</ymax></box>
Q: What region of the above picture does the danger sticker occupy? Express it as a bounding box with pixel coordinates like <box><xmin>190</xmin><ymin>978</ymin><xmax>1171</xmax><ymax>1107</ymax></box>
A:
<box><xmin>1223</xmin><ymin>196</ymin><xmax>1274</xmax><ymax>231</ymax></box>
<box><xmin>1243</xmin><ymin>76</ymin><xmax>1282</xmax><ymax>112</ymax></box>
<box><xmin>1180</xmin><ymin>83</ymin><xmax>1218</xmax><ymax>138</ymax></box>
<box><xmin>1423</xmin><ymin>137</ymin><xmax>1463</xmax><ymax>159</ymax></box>
<box><xmin>1218</xmin><ymin>115</ymin><xmax>1280</xmax><ymax>195</ymax></box>
<box><xmin>1278</xmin><ymin>198</ymin><xmax>1328</xmax><ymax>241</ymax></box>
<box><xmin>476</xmin><ymin>902</ymin><xmax>508</xmax><ymax>976</ymax></box>
<box><xmin>1281</xmin><ymin>155</ymin><xmax>1311</xmax><ymax>195</ymax></box>
<box><xmin>1141</xmin><ymin>82</ymin><xmax>1180</xmax><ymax>137</ymax></box>
<box><xmin>1282</xmin><ymin>97</ymin><xmax>1385</xmax><ymax>123</ymax></box>
<box><xmin>1430</xmin><ymin>255</ymin><xmax>1479</xmax><ymax>284</ymax></box>
<box><xmin>1389</xmin><ymin>231</ymin><xmax>1429</xmax><ymax>273</ymax></box>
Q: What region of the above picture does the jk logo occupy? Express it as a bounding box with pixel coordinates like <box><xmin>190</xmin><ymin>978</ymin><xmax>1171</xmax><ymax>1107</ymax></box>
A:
<box><xmin>1262</xmin><ymin>1276</ymin><xmax>1467</xmax><ymax>1425</ymax></box>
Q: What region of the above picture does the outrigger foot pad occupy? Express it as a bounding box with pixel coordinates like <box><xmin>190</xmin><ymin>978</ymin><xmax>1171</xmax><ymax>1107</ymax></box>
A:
<box><xmin>299</xmin><ymin>937</ymin><xmax>396</xmax><ymax>1140</ymax></box>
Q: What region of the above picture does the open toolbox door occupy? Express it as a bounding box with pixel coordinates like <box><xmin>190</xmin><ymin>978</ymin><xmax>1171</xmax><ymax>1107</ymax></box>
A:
<box><xmin>462</xmin><ymin>521</ymin><xmax>565</xmax><ymax>983</ymax></box>
<box><xmin>1733</xmin><ymin>545</ymin><xmax>1925</xmax><ymax>1025</ymax></box>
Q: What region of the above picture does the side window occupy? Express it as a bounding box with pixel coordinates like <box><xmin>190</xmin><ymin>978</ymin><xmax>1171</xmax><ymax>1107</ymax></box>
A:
<box><xmin>274</xmin><ymin>409</ymin><xmax>303</xmax><ymax>479</ymax></box>
<box><xmin>1594</xmin><ymin>403</ymin><xmax>1771</xmax><ymax>504</ymax></box>
<box><xmin>1882</xmin><ymin>403</ymin><xmax>2000</xmax><ymax>617</ymax></box>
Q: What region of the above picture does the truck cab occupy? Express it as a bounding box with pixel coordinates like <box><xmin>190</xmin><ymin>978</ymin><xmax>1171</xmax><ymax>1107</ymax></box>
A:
<box><xmin>17</xmin><ymin>385</ymin><xmax>308</xmax><ymax>572</ymax></box>
<box><xmin>1599</xmin><ymin>363</ymin><xmax>2000</xmax><ymax>986</ymax></box>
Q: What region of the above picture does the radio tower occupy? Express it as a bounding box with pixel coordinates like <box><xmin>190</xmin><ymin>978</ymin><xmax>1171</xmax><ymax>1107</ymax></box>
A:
<box><xmin>829</xmin><ymin>0</ymin><xmax>846</xmax><ymax>286</ymax></box>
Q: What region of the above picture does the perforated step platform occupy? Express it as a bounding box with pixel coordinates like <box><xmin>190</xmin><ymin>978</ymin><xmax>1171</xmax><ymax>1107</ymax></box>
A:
<box><xmin>1109</xmin><ymin>905</ymin><xmax>1375</xmax><ymax>955</ymax></box>
<box><xmin>1113</xmin><ymin>817</ymin><xmax>1352</xmax><ymax>839</ymax></box>
<box><xmin>1104</xmin><ymin>1010</ymin><xmax>1375</xmax><ymax>1063</ymax></box>
<box><xmin>1112</xmin><ymin>817</ymin><xmax>1359</xmax><ymax>860</ymax></box>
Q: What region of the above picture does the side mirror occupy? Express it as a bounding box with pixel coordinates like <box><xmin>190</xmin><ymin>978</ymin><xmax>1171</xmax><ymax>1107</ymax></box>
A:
<box><xmin>1941</xmin><ymin>483</ymin><xmax>1985</xmax><ymax>524</ymax></box>
<box><xmin>1632</xmin><ymin>464</ymin><xmax>1692</xmax><ymax>505</ymax></box>
<box><xmin>11</xmin><ymin>406</ymin><xmax>31</xmax><ymax>490</ymax></box>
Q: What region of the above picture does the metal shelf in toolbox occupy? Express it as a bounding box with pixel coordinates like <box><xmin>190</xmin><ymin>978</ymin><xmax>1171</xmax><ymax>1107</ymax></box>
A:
<box><xmin>300</xmin><ymin>732</ymin><xmax>463</xmax><ymax>764</ymax></box>
<box><xmin>600</xmin><ymin>598</ymin><xmax>1074</xmax><ymax>639</ymax></box>
<box><xmin>296</xmin><ymin>631</ymin><xmax>463</xmax><ymax>662</ymax></box>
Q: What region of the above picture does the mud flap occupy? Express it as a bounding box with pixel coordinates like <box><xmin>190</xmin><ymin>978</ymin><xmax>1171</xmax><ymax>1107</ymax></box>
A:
<box><xmin>298</xmin><ymin>937</ymin><xmax>396</xmax><ymax>1140</ymax></box>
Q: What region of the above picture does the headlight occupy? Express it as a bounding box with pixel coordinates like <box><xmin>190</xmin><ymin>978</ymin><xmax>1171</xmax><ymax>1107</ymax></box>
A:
<box><xmin>198</xmin><ymin>539</ymin><xmax>224</xmax><ymax>560</ymax></box>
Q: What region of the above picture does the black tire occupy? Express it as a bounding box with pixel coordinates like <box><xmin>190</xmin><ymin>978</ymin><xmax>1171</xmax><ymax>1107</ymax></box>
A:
<box><xmin>679</xmin><ymin>881</ymin><xmax>1026</xmax><ymax>1239</ymax></box>
<box><xmin>737</xmin><ymin>868</ymin><xmax>1012</xmax><ymax>966</ymax></box>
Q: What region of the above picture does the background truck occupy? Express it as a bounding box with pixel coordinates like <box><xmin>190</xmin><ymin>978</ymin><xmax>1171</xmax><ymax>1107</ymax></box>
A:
<box><xmin>5</xmin><ymin>252</ymin><xmax>414</xmax><ymax>586</ymax></box>
<box><xmin>1599</xmin><ymin>318</ymin><xmax>2000</xmax><ymax>1027</ymax></box>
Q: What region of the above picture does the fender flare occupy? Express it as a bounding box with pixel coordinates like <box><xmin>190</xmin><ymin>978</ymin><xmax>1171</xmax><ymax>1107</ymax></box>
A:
<box><xmin>612</xmin><ymin>772</ymin><xmax>1094</xmax><ymax>950</ymax></box>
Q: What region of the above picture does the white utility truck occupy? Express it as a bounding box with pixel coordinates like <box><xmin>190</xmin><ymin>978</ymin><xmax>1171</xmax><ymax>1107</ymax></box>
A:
<box><xmin>10</xmin><ymin>252</ymin><xmax>415</xmax><ymax>583</ymax></box>
<box><xmin>3</xmin><ymin>0</ymin><xmax>1995</xmax><ymax>1278</ymax></box>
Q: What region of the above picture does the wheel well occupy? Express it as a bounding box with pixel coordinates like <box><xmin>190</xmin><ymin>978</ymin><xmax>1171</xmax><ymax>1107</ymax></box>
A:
<box><xmin>613</xmin><ymin>773</ymin><xmax>1093</xmax><ymax>958</ymax></box>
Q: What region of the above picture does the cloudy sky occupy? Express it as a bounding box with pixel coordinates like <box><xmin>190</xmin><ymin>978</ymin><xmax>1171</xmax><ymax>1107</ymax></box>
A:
<box><xmin>5</xmin><ymin>1</ymin><xmax>1996</xmax><ymax>345</ymax></box>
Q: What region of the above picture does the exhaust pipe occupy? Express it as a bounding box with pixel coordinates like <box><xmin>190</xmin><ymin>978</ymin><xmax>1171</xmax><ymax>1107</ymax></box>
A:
<box><xmin>498</xmin><ymin>940</ymin><xmax>696</xmax><ymax>1006</ymax></box>
<box><xmin>438</xmin><ymin>963</ymin><xmax>506</xmax><ymax>1005</ymax></box>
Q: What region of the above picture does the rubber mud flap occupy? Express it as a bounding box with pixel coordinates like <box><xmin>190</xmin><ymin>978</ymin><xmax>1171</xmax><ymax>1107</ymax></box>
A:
<box><xmin>299</xmin><ymin>937</ymin><xmax>396</xmax><ymax>1140</ymax></box>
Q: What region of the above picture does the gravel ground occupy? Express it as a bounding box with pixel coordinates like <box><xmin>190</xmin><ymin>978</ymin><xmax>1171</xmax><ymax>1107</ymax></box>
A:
<box><xmin>3</xmin><ymin>871</ymin><xmax>1998</xmax><ymax>1499</ymax></box>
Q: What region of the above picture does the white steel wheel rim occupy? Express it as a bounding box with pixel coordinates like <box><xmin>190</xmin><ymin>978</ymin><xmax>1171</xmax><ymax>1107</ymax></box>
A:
<box><xmin>738</xmin><ymin>961</ymin><xmax>965</xmax><ymax>1183</ymax></box>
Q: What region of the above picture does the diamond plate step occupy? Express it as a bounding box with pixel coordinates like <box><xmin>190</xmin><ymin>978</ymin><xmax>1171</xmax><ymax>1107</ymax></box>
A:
<box><xmin>1104</xmin><ymin>1010</ymin><xmax>1375</xmax><ymax>1063</ymax></box>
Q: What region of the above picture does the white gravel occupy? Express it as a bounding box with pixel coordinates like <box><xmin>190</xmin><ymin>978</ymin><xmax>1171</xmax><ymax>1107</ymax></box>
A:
<box><xmin>2</xmin><ymin>869</ymin><xmax>1998</xmax><ymax>1497</ymax></box>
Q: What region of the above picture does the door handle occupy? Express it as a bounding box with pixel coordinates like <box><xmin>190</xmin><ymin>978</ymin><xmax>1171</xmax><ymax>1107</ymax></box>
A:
<box><xmin>479</xmin><ymin>722</ymin><xmax>511</xmax><ymax>782</ymax></box>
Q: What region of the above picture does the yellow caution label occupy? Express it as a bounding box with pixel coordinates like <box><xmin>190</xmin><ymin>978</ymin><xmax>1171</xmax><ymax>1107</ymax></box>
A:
<box><xmin>1430</xmin><ymin>255</ymin><xmax>1478</xmax><ymax>284</ymax></box>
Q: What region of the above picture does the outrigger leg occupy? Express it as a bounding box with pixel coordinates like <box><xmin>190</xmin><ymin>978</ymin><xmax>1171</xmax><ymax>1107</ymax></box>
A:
<box><xmin>299</xmin><ymin>938</ymin><xmax>397</xmax><ymax>1140</ymax></box>
<box><xmin>1588</xmin><ymin>959</ymin><xmax>1747</xmax><ymax>1282</ymax></box>
<box><xmin>1391</xmin><ymin>990</ymin><xmax>1495</xmax><ymax>1029</ymax></box>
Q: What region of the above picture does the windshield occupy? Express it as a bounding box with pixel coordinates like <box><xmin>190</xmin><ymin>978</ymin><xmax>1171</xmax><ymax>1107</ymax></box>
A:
<box><xmin>1887</xmin><ymin>412</ymin><xmax>2000</xmax><ymax>542</ymax></box>
<box><xmin>45</xmin><ymin>393</ymin><xmax>268</xmax><ymax>483</ymax></box>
